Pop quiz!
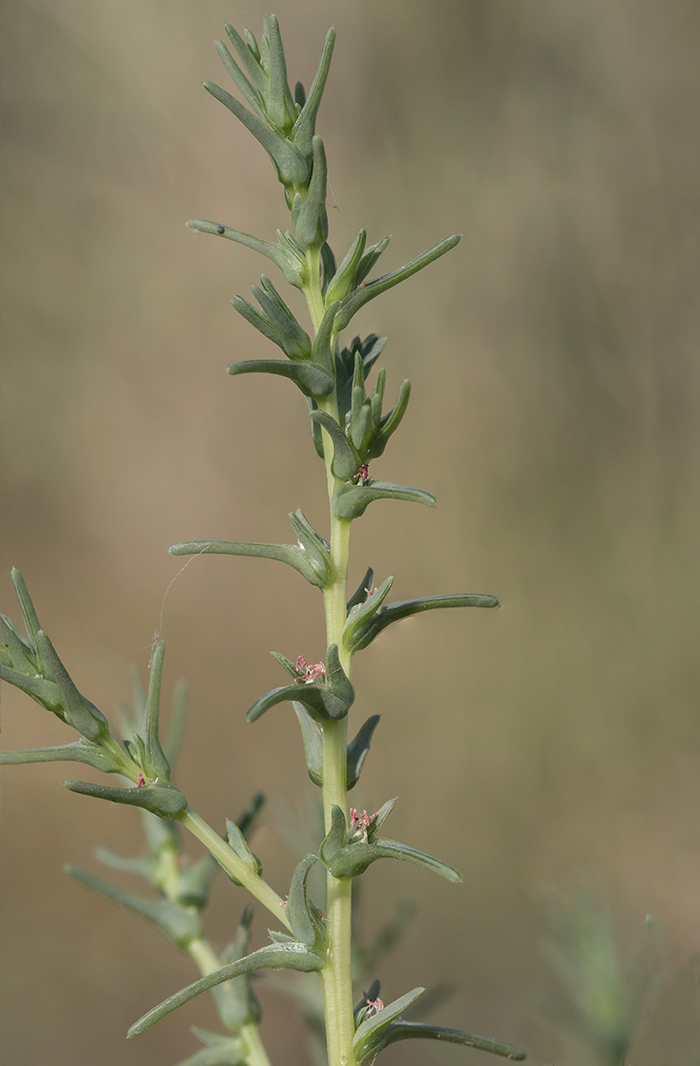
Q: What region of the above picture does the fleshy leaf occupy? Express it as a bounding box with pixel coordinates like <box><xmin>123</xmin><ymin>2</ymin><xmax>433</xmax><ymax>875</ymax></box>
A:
<box><xmin>358</xmin><ymin>1020</ymin><xmax>527</xmax><ymax>1060</ymax></box>
<box><xmin>0</xmin><ymin>666</ymin><xmax>64</xmax><ymax>714</ymax></box>
<box><xmin>214</xmin><ymin>39</ymin><xmax>265</xmax><ymax>119</ymax></box>
<box><xmin>335</xmin><ymin>233</ymin><xmax>461</xmax><ymax>332</ymax></box>
<box><xmin>287</xmin><ymin>509</ymin><xmax>333</xmax><ymax>583</ymax></box>
<box><xmin>223</xmin><ymin>23</ymin><xmax>266</xmax><ymax>95</ymax></box>
<box><xmin>346</xmin><ymin>568</ymin><xmax>375</xmax><ymax>611</ymax></box>
<box><xmin>291</xmin><ymin>135</ymin><xmax>328</xmax><ymax>250</ymax></box>
<box><xmin>348</xmin><ymin>593</ymin><xmax>500</xmax><ymax>651</ymax></box>
<box><xmin>9</xmin><ymin>568</ymin><xmax>44</xmax><ymax>668</ymax></box>
<box><xmin>331</xmin><ymin>481</ymin><xmax>436</xmax><ymax>520</ymax></box>
<box><xmin>168</xmin><ymin>539</ymin><xmax>328</xmax><ymax>588</ymax></box>
<box><xmin>310</xmin><ymin>410</ymin><xmax>360</xmax><ymax>481</ymax></box>
<box><xmin>35</xmin><ymin>631</ymin><xmax>109</xmax><ymax>742</ymax></box>
<box><xmin>319</xmin><ymin>805</ymin><xmax>347</xmax><ymax>865</ymax></box>
<box><xmin>186</xmin><ymin>219</ymin><xmax>306</xmax><ymax>289</ymax></box>
<box><xmin>66</xmin><ymin>865</ymin><xmax>203</xmax><ymax>949</ymax></box>
<box><xmin>64</xmin><ymin>779</ymin><xmax>188</xmax><ymax>820</ymax></box>
<box><xmin>287</xmin><ymin>853</ymin><xmax>323</xmax><ymax>947</ymax></box>
<box><xmin>353</xmin><ymin>987</ymin><xmax>425</xmax><ymax>1055</ymax></box>
<box><xmin>342</xmin><ymin>576</ymin><xmax>393</xmax><ymax>648</ymax></box>
<box><xmin>227</xmin><ymin>359</ymin><xmax>334</xmax><ymax>399</ymax></box>
<box><xmin>203</xmin><ymin>81</ymin><xmax>309</xmax><ymax>188</ymax></box>
<box><xmin>325</xmin><ymin>837</ymin><xmax>462</xmax><ymax>883</ymax></box>
<box><xmin>226</xmin><ymin>819</ymin><xmax>263</xmax><ymax>878</ymax></box>
<box><xmin>293</xmin><ymin>702</ymin><xmax>323</xmax><ymax>786</ymax></box>
<box><xmin>290</xmin><ymin>28</ymin><xmax>336</xmax><ymax>159</ymax></box>
<box><xmin>213</xmin><ymin>905</ymin><xmax>262</xmax><ymax>1031</ymax></box>
<box><xmin>246</xmin><ymin>681</ymin><xmax>348</xmax><ymax>724</ymax></box>
<box><xmin>128</xmin><ymin>942</ymin><xmax>325</xmax><ymax>1038</ymax></box>
<box><xmin>347</xmin><ymin>715</ymin><xmax>381</xmax><ymax>790</ymax></box>
<box><xmin>325</xmin><ymin>230</ymin><xmax>367</xmax><ymax>305</ymax></box>
<box><xmin>1</xmin><ymin>740</ymin><xmax>125</xmax><ymax>774</ymax></box>
<box><xmin>142</xmin><ymin>641</ymin><xmax>171</xmax><ymax>781</ymax></box>
<box><xmin>1</xmin><ymin>615</ymin><xmax>36</xmax><ymax>674</ymax></box>
<box><xmin>325</xmin><ymin>644</ymin><xmax>355</xmax><ymax>707</ymax></box>
<box><xmin>311</xmin><ymin>300</ymin><xmax>339</xmax><ymax>373</ymax></box>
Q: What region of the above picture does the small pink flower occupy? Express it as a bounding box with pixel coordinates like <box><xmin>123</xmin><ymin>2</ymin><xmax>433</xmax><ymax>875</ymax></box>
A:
<box><xmin>362</xmin><ymin>992</ymin><xmax>384</xmax><ymax>1016</ymax></box>
<box><xmin>295</xmin><ymin>655</ymin><xmax>326</xmax><ymax>684</ymax></box>
<box><xmin>353</xmin><ymin>463</ymin><xmax>370</xmax><ymax>485</ymax></box>
<box><xmin>350</xmin><ymin>808</ymin><xmax>372</xmax><ymax>830</ymax></box>
<box><xmin>136</xmin><ymin>772</ymin><xmax>146</xmax><ymax>787</ymax></box>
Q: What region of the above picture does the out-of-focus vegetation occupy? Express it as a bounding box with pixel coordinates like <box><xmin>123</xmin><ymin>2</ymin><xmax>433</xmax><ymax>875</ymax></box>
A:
<box><xmin>2</xmin><ymin>1</ymin><xmax>699</xmax><ymax>1063</ymax></box>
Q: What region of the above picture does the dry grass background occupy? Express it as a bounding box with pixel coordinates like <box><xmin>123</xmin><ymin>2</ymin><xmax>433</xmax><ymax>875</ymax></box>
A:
<box><xmin>2</xmin><ymin>1</ymin><xmax>699</xmax><ymax>1063</ymax></box>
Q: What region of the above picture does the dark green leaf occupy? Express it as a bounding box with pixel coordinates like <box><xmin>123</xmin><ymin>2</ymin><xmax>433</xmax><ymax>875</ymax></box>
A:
<box><xmin>287</xmin><ymin>853</ymin><xmax>323</xmax><ymax>947</ymax></box>
<box><xmin>342</xmin><ymin>576</ymin><xmax>393</xmax><ymax>648</ymax></box>
<box><xmin>347</xmin><ymin>715</ymin><xmax>380</xmax><ymax>790</ymax></box>
<box><xmin>359</xmin><ymin>1021</ymin><xmax>527</xmax><ymax>1060</ymax></box>
<box><xmin>168</xmin><ymin>539</ymin><xmax>328</xmax><ymax>588</ymax></box>
<box><xmin>349</xmin><ymin>592</ymin><xmax>500</xmax><ymax>651</ymax></box>
<box><xmin>346</xmin><ymin>567</ymin><xmax>375</xmax><ymax>612</ymax></box>
<box><xmin>331</xmin><ymin>481</ymin><xmax>436</xmax><ymax>520</ymax></box>
<box><xmin>246</xmin><ymin>681</ymin><xmax>349</xmax><ymax>724</ymax></box>
<box><xmin>353</xmin><ymin>987</ymin><xmax>425</xmax><ymax>1057</ymax></box>
<box><xmin>310</xmin><ymin>410</ymin><xmax>360</xmax><ymax>481</ymax></box>
<box><xmin>293</xmin><ymin>702</ymin><xmax>323</xmax><ymax>786</ymax></box>
<box><xmin>227</xmin><ymin>358</ymin><xmax>334</xmax><ymax>399</ymax></box>
<box><xmin>326</xmin><ymin>837</ymin><xmax>462</xmax><ymax>883</ymax></box>
<box><xmin>128</xmin><ymin>942</ymin><xmax>325</xmax><ymax>1037</ymax></box>
<box><xmin>64</xmin><ymin>779</ymin><xmax>188</xmax><ymax>820</ymax></box>
<box><xmin>271</xmin><ymin>651</ymin><xmax>301</xmax><ymax>679</ymax></box>
<box><xmin>335</xmin><ymin>233</ymin><xmax>461</xmax><ymax>332</ymax></box>
<box><xmin>325</xmin><ymin>644</ymin><xmax>355</xmax><ymax>707</ymax></box>
<box><xmin>319</xmin><ymin>805</ymin><xmax>347</xmax><ymax>865</ymax></box>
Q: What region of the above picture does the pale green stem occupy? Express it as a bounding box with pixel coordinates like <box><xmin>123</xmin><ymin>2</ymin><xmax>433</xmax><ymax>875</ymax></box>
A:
<box><xmin>179</xmin><ymin>807</ymin><xmax>293</xmax><ymax>933</ymax></box>
<box><xmin>302</xmin><ymin>248</ymin><xmax>358</xmax><ymax>1066</ymax></box>
<box><xmin>187</xmin><ymin>938</ymin><xmax>272</xmax><ymax>1066</ymax></box>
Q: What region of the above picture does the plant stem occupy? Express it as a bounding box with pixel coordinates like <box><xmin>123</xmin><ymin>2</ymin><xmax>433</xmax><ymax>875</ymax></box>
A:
<box><xmin>179</xmin><ymin>807</ymin><xmax>293</xmax><ymax>933</ymax></box>
<box><xmin>303</xmin><ymin>252</ymin><xmax>358</xmax><ymax>1066</ymax></box>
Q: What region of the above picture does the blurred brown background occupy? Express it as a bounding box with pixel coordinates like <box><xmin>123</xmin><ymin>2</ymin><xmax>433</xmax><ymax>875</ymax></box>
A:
<box><xmin>2</xmin><ymin>0</ymin><xmax>699</xmax><ymax>1063</ymax></box>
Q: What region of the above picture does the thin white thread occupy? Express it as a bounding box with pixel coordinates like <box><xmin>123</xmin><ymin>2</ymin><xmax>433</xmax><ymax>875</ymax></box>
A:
<box><xmin>326</xmin><ymin>175</ymin><xmax>355</xmax><ymax>230</ymax></box>
<box><xmin>83</xmin><ymin>547</ymin><xmax>210</xmax><ymax>672</ymax></box>
<box><xmin>153</xmin><ymin>546</ymin><xmax>210</xmax><ymax>647</ymax></box>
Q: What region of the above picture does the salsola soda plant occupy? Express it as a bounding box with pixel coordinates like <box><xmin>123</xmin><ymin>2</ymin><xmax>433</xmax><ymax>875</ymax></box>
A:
<box><xmin>1</xmin><ymin>17</ymin><xmax>527</xmax><ymax>1066</ymax></box>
